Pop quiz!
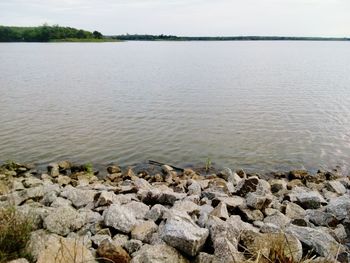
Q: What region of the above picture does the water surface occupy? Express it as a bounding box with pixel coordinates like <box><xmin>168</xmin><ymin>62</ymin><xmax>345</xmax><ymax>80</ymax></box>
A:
<box><xmin>1</xmin><ymin>41</ymin><xmax>350</xmax><ymax>172</ymax></box>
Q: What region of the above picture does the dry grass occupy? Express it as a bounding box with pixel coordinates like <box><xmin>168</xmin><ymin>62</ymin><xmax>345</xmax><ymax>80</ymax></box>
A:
<box><xmin>0</xmin><ymin>206</ymin><xmax>34</xmax><ymax>262</ymax></box>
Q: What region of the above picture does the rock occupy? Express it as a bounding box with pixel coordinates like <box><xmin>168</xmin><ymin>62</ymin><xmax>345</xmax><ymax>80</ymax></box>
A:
<box><xmin>287</xmin><ymin>180</ymin><xmax>304</xmax><ymax>191</ymax></box>
<box><xmin>212</xmin><ymin>237</ymin><xmax>243</xmax><ymax>263</ymax></box>
<box><xmin>58</xmin><ymin>160</ymin><xmax>72</xmax><ymax>171</ymax></box>
<box><xmin>123</xmin><ymin>239</ymin><xmax>142</xmax><ymax>254</ymax></box>
<box><xmin>55</xmin><ymin>175</ymin><xmax>71</xmax><ymax>186</ymax></box>
<box><xmin>194</xmin><ymin>252</ymin><xmax>215</xmax><ymax>263</ymax></box>
<box><xmin>264</xmin><ymin>210</ymin><xmax>290</xmax><ymax>228</ymax></box>
<box><xmin>235</xmin><ymin>176</ymin><xmax>259</xmax><ymax>196</ymax></box>
<box><xmin>210</xmin><ymin>202</ymin><xmax>229</xmax><ymax>220</ymax></box>
<box><xmin>188</xmin><ymin>181</ymin><xmax>202</xmax><ymax>196</ymax></box>
<box><xmin>172</xmin><ymin>200</ymin><xmax>200</xmax><ymax>216</ymax></box>
<box><xmin>7</xmin><ymin>259</ymin><xmax>30</xmax><ymax>263</ymax></box>
<box><xmin>97</xmin><ymin>239</ymin><xmax>131</xmax><ymax>263</ymax></box>
<box><xmin>240</xmin><ymin>230</ymin><xmax>302</xmax><ymax>262</ymax></box>
<box><xmin>91</xmin><ymin>234</ymin><xmax>112</xmax><ymax>247</ymax></box>
<box><xmin>50</xmin><ymin>197</ymin><xmax>72</xmax><ymax>208</ymax></box>
<box><xmin>131</xmin><ymin>244</ymin><xmax>189</xmax><ymax>263</ymax></box>
<box><xmin>145</xmin><ymin>204</ymin><xmax>168</xmax><ymax>222</ymax></box>
<box><xmin>107</xmin><ymin>165</ymin><xmax>122</xmax><ymax>174</ymax></box>
<box><xmin>22</xmin><ymin>177</ymin><xmax>43</xmax><ymax>188</ymax></box>
<box><xmin>286</xmin><ymin>225</ymin><xmax>345</xmax><ymax>258</ymax></box>
<box><xmin>198</xmin><ymin>204</ymin><xmax>215</xmax><ymax>227</ymax></box>
<box><xmin>269</xmin><ymin>179</ymin><xmax>287</xmax><ymax>193</ymax></box>
<box><xmin>217</xmin><ymin>167</ymin><xmax>233</xmax><ymax>181</ymax></box>
<box><xmin>227</xmin><ymin>173</ymin><xmax>242</xmax><ymax>186</ymax></box>
<box><xmin>212</xmin><ymin>196</ymin><xmax>245</xmax><ymax>212</ymax></box>
<box><xmin>103</xmin><ymin>204</ymin><xmax>137</xmax><ymax>233</ymax></box>
<box><xmin>43</xmin><ymin>206</ymin><xmax>85</xmax><ymax>236</ymax></box>
<box><xmin>94</xmin><ymin>190</ymin><xmax>119</xmax><ymax>207</ymax></box>
<box><xmin>239</xmin><ymin>208</ymin><xmax>264</xmax><ymax>222</ymax></box>
<box><xmin>139</xmin><ymin>187</ymin><xmax>186</xmax><ymax>205</ymax></box>
<box><xmin>47</xmin><ymin>163</ymin><xmax>60</xmax><ymax>177</ymax></box>
<box><xmin>161</xmin><ymin>211</ymin><xmax>209</xmax><ymax>256</ymax></box>
<box><xmin>288</xmin><ymin>187</ymin><xmax>327</xmax><ymax>209</ymax></box>
<box><xmin>306</xmin><ymin>209</ymin><xmax>338</xmax><ymax>227</ymax></box>
<box><xmin>326</xmin><ymin>180</ymin><xmax>347</xmax><ymax>195</ymax></box>
<box><xmin>246</xmin><ymin>192</ymin><xmax>272</xmax><ymax>210</ymax></box>
<box><xmin>36</xmin><ymin>234</ymin><xmax>96</xmax><ymax>263</ymax></box>
<box><xmin>124</xmin><ymin>201</ymin><xmax>150</xmax><ymax>219</ymax></box>
<box><xmin>60</xmin><ymin>185</ymin><xmax>95</xmax><ymax>208</ymax></box>
<box><xmin>325</xmin><ymin>195</ymin><xmax>350</xmax><ymax>220</ymax></box>
<box><xmin>285</xmin><ymin>202</ymin><xmax>306</xmax><ymax>219</ymax></box>
<box><xmin>113</xmin><ymin>234</ymin><xmax>129</xmax><ymax>247</ymax></box>
<box><xmin>131</xmin><ymin>220</ymin><xmax>158</xmax><ymax>243</ymax></box>
<box><xmin>289</xmin><ymin>170</ymin><xmax>308</xmax><ymax>180</ymax></box>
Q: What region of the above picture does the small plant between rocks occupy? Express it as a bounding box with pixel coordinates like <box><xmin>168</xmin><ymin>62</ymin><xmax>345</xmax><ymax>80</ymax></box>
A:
<box><xmin>0</xmin><ymin>206</ymin><xmax>34</xmax><ymax>263</ymax></box>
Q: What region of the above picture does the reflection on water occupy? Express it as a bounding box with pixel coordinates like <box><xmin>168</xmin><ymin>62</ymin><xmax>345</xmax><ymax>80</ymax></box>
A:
<box><xmin>0</xmin><ymin>41</ymin><xmax>350</xmax><ymax>173</ymax></box>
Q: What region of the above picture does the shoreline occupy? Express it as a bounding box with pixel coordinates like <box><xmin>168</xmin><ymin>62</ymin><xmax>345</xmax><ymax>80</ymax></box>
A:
<box><xmin>1</xmin><ymin>160</ymin><xmax>349</xmax><ymax>262</ymax></box>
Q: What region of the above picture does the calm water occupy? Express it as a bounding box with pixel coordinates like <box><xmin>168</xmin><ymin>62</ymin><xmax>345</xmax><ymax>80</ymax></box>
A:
<box><xmin>1</xmin><ymin>41</ymin><xmax>350</xmax><ymax>173</ymax></box>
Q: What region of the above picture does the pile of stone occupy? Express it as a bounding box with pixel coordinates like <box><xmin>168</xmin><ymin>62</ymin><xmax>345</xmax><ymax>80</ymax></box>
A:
<box><xmin>1</xmin><ymin>161</ymin><xmax>350</xmax><ymax>263</ymax></box>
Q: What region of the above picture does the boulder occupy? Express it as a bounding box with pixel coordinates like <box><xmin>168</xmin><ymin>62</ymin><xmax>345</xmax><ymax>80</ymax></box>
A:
<box><xmin>235</xmin><ymin>176</ymin><xmax>259</xmax><ymax>196</ymax></box>
<box><xmin>94</xmin><ymin>190</ymin><xmax>119</xmax><ymax>207</ymax></box>
<box><xmin>246</xmin><ymin>192</ymin><xmax>272</xmax><ymax>210</ymax></box>
<box><xmin>264</xmin><ymin>210</ymin><xmax>290</xmax><ymax>228</ymax></box>
<box><xmin>60</xmin><ymin>185</ymin><xmax>95</xmax><ymax>208</ymax></box>
<box><xmin>161</xmin><ymin>211</ymin><xmax>209</xmax><ymax>256</ymax></box>
<box><xmin>123</xmin><ymin>201</ymin><xmax>150</xmax><ymax>219</ymax></box>
<box><xmin>286</xmin><ymin>225</ymin><xmax>345</xmax><ymax>258</ymax></box>
<box><xmin>97</xmin><ymin>239</ymin><xmax>131</xmax><ymax>263</ymax></box>
<box><xmin>43</xmin><ymin>206</ymin><xmax>85</xmax><ymax>236</ymax></box>
<box><xmin>325</xmin><ymin>195</ymin><xmax>350</xmax><ymax>220</ymax></box>
<box><xmin>210</xmin><ymin>202</ymin><xmax>229</xmax><ymax>220</ymax></box>
<box><xmin>47</xmin><ymin>163</ymin><xmax>60</xmax><ymax>177</ymax></box>
<box><xmin>326</xmin><ymin>181</ymin><xmax>346</xmax><ymax>195</ymax></box>
<box><xmin>145</xmin><ymin>204</ymin><xmax>168</xmax><ymax>222</ymax></box>
<box><xmin>131</xmin><ymin>220</ymin><xmax>158</xmax><ymax>243</ymax></box>
<box><xmin>131</xmin><ymin>244</ymin><xmax>189</xmax><ymax>263</ymax></box>
<box><xmin>123</xmin><ymin>239</ymin><xmax>143</xmax><ymax>254</ymax></box>
<box><xmin>306</xmin><ymin>209</ymin><xmax>338</xmax><ymax>227</ymax></box>
<box><xmin>103</xmin><ymin>204</ymin><xmax>137</xmax><ymax>233</ymax></box>
<box><xmin>172</xmin><ymin>200</ymin><xmax>200</xmax><ymax>216</ymax></box>
<box><xmin>288</xmin><ymin>187</ymin><xmax>326</xmax><ymax>209</ymax></box>
<box><xmin>107</xmin><ymin>165</ymin><xmax>122</xmax><ymax>174</ymax></box>
<box><xmin>285</xmin><ymin>202</ymin><xmax>306</xmax><ymax>219</ymax></box>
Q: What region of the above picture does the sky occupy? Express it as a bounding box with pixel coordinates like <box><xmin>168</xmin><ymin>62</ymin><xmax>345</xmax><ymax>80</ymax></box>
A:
<box><xmin>0</xmin><ymin>0</ymin><xmax>349</xmax><ymax>37</ymax></box>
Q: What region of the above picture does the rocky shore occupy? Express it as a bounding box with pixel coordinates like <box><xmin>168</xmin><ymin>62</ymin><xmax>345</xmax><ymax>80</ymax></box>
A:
<box><xmin>1</xmin><ymin>161</ymin><xmax>350</xmax><ymax>263</ymax></box>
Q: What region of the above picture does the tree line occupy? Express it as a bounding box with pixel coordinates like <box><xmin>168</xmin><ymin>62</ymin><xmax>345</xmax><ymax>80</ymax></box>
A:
<box><xmin>0</xmin><ymin>25</ymin><xmax>103</xmax><ymax>42</ymax></box>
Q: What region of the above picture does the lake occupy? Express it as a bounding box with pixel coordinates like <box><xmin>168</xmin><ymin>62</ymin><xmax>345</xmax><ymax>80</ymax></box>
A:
<box><xmin>0</xmin><ymin>41</ymin><xmax>350</xmax><ymax>173</ymax></box>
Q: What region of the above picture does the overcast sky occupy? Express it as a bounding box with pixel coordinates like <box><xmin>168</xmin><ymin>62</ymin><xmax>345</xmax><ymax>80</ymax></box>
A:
<box><xmin>0</xmin><ymin>0</ymin><xmax>349</xmax><ymax>37</ymax></box>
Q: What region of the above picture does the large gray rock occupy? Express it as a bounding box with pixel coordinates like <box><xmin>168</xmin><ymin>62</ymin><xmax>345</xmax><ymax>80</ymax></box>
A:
<box><xmin>246</xmin><ymin>192</ymin><xmax>272</xmax><ymax>210</ymax></box>
<box><xmin>264</xmin><ymin>210</ymin><xmax>290</xmax><ymax>228</ymax></box>
<box><xmin>172</xmin><ymin>200</ymin><xmax>200</xmax><ymax>215</ymax></box>
<box><xmin>43</xmin><ymin>206</ymin><xmax>85</xmax><ymax>236</ymax></box>
<box><xmin>285</xmin><ymin>202</ymin><xmax>306</xmax><ymax>219</ymax></box>
<box><xmin>161</xmin><ymin>211</ymin><xmax>209</xmax><ymax>256</ymax></box>
<box><xmin>145</xmin><ymin>204</ymin><xmax>168</xmax><ymax>222</ymax></box>
<box><xmin>326</xmin><ymin>181</ymin><xmax>347</xmax><ymax>195</ymax></box>
<box><xmin>60</xmin><ymin>185</ymin><xmax>96</xmax><ymax>208</ymax></box>
<box><xmin>124</xmin><ymin>201</ymin><xmax>150</xmax><ymax>219</ymax></box>
<box><xmin>131</xmin><ymin>244</ymin><xmax>189</xmax><ymax>263</ymax></box>
<box><xmin>103</xmin><ymin>204</ymin><xmax>137</xmax><ymax>233</ymax></box>
<box><xmin>288</xmin><ymin>187</ymin><xmax>327</xmax><ymax>209</ymax></box>
<box><xmin>306</xmin><ymin>209</ymin><xmax>338</xmax><ymax>227</ymax></box>
<box><xmin>131</xmin><ymin>220</ymin><xmax>158</xmax><ymax>243</ymax></box>
<box><xmin>325</xmin><ymin>195</ymin><xmax>350</xmax><ymax>220</ymax></box>
<box><xmin>286</xmin><ymin>225</ymin><xmax>345</xmax><ymax>258</ymax></box>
